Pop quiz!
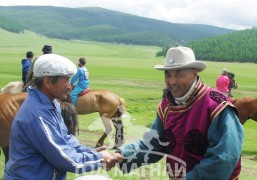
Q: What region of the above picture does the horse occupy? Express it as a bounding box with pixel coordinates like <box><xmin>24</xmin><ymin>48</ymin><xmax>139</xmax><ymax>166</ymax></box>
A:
<box><xmin>0</xmin><ymin>93</ymin><xmax>26</xmax><ymax>164</ymax></box>
<box><xmin>230</xmin><ymin>97</ymin><xmax>257</xmax><ymax>124</ymax></box>
<box><xmin>75</xmin><ymin>90</ymin><xmax>125</xmax><ymax>147</ymax></box>
<box><xmin>0</xmin><ymin>81</ymin><xmax>23</xmax><ymax>94</ymax></box>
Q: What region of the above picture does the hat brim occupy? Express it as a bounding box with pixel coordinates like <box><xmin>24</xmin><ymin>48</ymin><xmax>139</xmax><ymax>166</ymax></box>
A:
<box><xmin>154</xmin><ymin>61</ymin><xmax>206</xmax><ymax>72</ymax></box>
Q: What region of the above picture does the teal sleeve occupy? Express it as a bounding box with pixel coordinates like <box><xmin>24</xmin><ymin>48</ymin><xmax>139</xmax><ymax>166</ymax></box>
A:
<box><xmin>117</xmin><ymin>114</ymin><xmax>166</xmax><ymax>173</ymax></box>
<box><xmin>186</xmin><ymin>107</ymin><xmax>244</xmax><ymax>180</ymax></box>
<box><xmin>70</xmin><ymin>69</ymin><xmax>80</xmax><ymax>85</ymax></box>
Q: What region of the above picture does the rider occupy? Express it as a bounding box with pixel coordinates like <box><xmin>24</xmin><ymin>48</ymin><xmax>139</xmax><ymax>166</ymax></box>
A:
<box><xmin>70</xmin><ymin>57</ymin><xmax>90</xmax><ymax>105</ymax></box>
<box><xmin>216</xmin><ymin>68</ymin><xmax>230</xmax><ymax>97</ymax></box>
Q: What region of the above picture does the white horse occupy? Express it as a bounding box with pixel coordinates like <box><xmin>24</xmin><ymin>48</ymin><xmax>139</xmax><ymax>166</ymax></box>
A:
<box><xmin>0</xmin><ymin>82</ymin><xmax>23</xmax><ymax>93</ymax></box>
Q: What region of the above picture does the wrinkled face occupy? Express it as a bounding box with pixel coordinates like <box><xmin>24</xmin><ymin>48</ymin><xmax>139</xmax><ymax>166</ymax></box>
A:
<box><xmin>165</xmin><ymin>68</ymin><xmax>197</xmax><ymax>98</ymax></box>
<box><xmin>43</xmin><ymin>76</ymin><xmax>72</xmax><ymax>101</ymax></box>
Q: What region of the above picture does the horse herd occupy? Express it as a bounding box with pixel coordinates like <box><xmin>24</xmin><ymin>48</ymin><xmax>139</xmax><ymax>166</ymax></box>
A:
<box><xmin>1</xmin><ymin>81</ymin><xmax>257</xmax><ymax>165</ymax></box>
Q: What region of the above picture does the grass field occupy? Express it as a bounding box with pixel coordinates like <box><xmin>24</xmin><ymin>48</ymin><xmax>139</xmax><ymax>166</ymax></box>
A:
<box><xmin>0</xmin><ymin>29</ymin><xmax>257</xmax><ymax>179</ymax></box>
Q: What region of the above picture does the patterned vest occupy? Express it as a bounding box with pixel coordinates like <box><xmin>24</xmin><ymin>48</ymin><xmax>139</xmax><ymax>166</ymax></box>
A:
<box><xmin>157</xmin><ymin>80</ymin><xmax>241</xmax><ymax>179</ymax></box>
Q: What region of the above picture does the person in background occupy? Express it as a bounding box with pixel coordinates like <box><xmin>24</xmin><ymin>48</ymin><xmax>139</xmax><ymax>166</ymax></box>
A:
<box><xmin>70</xmin><ymin>57</ymin><xmax>90</xmax><ymax>105</ymax></box>
<box><xmin>115</xmin><ymin>47</ymin><xmax>243</xmax><ymax>179</ymax></box>
<box><xmin>22</xmin><ymin>45</ymin><xmax>53</xmax><ymax>92</ymax></box>
<box><xmin>228</xmin><ymin>72</ymin><xmax>238</xmax><ymax>97</ymax></box>
<box><xmin>41</xmin><ymin>45</ymin><xmax>52</xmax><ymax>54</ymax></box>
<box><xmin>4</xmin><ymin>54</ymin><xmax>121</xmax><ymax>180</ymax></box>
<box><xmin>216</xmin><ymin>68</ymin><xmax>230</xmax><ymax>96</ymax></box>
<box><xmin>21</xmin><ymin>51</ymin><xmax>34</xmax><ymax>86</ymax></box>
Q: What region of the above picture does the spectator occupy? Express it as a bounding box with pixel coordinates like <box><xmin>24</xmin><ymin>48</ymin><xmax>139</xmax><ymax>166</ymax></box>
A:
<box><xmin>42</xmin><ymin>45</ymin><xmax>52</xmax><ymax>54</ymax></box>
<box><xmin>21</xmin><ymin>51</ymin><xmax>34</xmax><ymax>85</ymax></box>
<box><xmin>228</xmin><ymin>72</ymin><xmax>238</xmax><ymax>97</ymax></box>
<box><xmin>22</xmin><ymin>45</ymin><xmax>53</xmax><ymax>92</ymax></box>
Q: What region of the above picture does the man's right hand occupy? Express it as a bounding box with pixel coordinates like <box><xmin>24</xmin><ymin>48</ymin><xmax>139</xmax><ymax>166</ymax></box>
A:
<box><xmin>100</xmin><ymin>151</ymin><xmax>123</xmax><ymax>171</ymax></box>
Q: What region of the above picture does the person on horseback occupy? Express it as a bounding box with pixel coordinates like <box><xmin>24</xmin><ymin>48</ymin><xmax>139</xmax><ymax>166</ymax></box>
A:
<box><xmin>114</xmin><ymin>47</ymin><xmax>243</xmax><ymax>179</ymax></box>
<box><xmin>4</xmin><ymin>54</ymin><xmax>121</xmax><ymax>180</ymax></box>
<box><xmin>216</xmin><ymin>68</ymin><xmax>230</xmax><ymax>97</ymax></box>
<box><xmin>70</xmin><ymin>57</ymin><xmax>90</xmax><ymax>105</ymax></box>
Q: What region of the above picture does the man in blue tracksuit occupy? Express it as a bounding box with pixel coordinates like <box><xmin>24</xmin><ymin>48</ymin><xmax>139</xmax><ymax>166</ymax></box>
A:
<box><xmin>4</xmin><ymin>54</ymin><xmax>121</xmax><ymax>180</ymax></box>
<box><xmin>21</xmin><ymin>51</ymin><xmax>34</xmax><ymax>85</ymax></box>
<box><xmin>70</xmin><ymin>57</ymin><xmax>90</xmax><ymax>105</ymax></box>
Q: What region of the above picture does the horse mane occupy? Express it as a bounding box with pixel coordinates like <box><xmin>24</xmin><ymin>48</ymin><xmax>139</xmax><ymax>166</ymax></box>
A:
<box><xmin>62</xmin><ymin>93</ymin><xmax>73</xmax><ymax>103</ymax></box>
<box><xmin>60</xmin><ymin>102</ymin><xmax>79</xmax><ymax>135</ymax></box>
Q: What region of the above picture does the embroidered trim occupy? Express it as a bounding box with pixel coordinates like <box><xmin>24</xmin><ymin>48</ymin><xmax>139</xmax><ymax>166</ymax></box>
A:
<box><xmin>184</xmin><ymin>129</ymin><xmax>208</xmax><ymax>156</ymax></box>
<box><xmin>210</xmin><ymin>91</ymin><xmax>227</xmax><ymax>103</ymax></box>
<box><xmin>164</xmin><ymin>129</ymin><xmax>176</xmax><ymax>154</ymax></box>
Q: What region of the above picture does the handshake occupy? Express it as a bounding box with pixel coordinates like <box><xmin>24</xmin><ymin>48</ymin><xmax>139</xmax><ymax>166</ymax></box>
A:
<box><xmin>96</xmin><ymin>146</ymin><xmax>123</xmax><ymax>171</ymax></box>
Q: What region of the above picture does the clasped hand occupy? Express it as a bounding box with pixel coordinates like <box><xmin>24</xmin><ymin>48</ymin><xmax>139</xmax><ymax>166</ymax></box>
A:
<box><xmin>95</xmin><ymin>146</ymin><xmax>123</xmax><ymax>171</ymax></box>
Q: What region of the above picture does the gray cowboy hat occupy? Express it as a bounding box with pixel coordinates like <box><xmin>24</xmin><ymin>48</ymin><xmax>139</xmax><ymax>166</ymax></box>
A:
<box><xmin>154</xmin><ymin>46</ymin><xmax>207</xmax><ymax>72</ymax></box>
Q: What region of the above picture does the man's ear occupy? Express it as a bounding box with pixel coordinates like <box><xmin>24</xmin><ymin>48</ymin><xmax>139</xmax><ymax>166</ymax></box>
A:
<box><xmin>43</xmin><ymin>77</ymin><xmax>51</xmax><ymax>89</ymax></box>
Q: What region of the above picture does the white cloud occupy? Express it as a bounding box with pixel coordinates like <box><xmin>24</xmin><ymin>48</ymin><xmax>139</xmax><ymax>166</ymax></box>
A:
<box><xmin>0</xmin><ymin>0</ymin><xmax>256</xmax><ymax>30</ymax></box>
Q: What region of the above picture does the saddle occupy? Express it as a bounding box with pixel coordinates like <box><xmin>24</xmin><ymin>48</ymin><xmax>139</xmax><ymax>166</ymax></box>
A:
<box><xmin>79</xmin><ymin>88</ymin><xmax>91</xmax><ymax>96</ymax></box>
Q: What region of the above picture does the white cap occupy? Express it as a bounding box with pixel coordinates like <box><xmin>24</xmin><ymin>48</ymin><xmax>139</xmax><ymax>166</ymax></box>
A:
<box><xmin>34</xmin><ymin>54</ymin><xmax>77</xmax><ymax>77</ymax></box>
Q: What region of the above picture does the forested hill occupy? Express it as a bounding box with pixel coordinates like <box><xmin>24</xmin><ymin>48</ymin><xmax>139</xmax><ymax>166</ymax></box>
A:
<box><xmin>0</xmin><ymin>6</ymin><xmax>235</xmax><ymax>46</ymax></box>
<box><xmin>187</xmin><ymin>28</ymin><xmax>257</xmax><ymax>63</ymax></box>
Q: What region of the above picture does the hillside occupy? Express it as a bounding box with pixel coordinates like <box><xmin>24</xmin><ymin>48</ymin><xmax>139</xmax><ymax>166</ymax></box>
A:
<box><xmin>187</xmin><ymin>28</ymin><xmax>257</xmax><ymax>63</ymax></box>
<box><xmin>0</xmin><ymin>6</ymin><xmax>235</xmax><ymax>46</ymax></box>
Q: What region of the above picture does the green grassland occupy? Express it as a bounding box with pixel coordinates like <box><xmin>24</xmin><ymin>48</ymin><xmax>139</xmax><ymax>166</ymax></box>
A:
<box><xmin>0</xmin><ymin>29</ymin><xmax>257</xmax><ymax>179</ymax></box>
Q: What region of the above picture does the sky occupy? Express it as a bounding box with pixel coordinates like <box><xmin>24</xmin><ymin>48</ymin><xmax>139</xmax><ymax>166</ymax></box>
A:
<box><xmin>0</xmin><ymin>0</ymin><xmax>255</xmax><ymax>30</ymax></box>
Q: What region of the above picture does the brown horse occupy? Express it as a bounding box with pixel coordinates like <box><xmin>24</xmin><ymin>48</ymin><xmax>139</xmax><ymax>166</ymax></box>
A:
<box><xmin>230</xmin><ymin>97</ymin><xmax>257</xmax><ymax>124</ymax></box>
<box><xmin>75</xmin><ymin>90</ymin><xmax>125</xmax><ymax>147</ymax></box>
<box><xmin>0</xmin><ymin>93</ymin><xmax>26</xmax><ymax>164</ymax></box>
